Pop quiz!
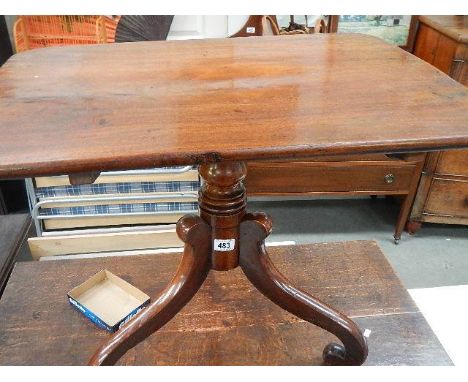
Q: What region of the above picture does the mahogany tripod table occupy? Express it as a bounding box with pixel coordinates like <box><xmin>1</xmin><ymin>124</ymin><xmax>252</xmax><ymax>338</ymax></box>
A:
<box><xmin>0</xmin><ymin>34</ymin><xmax>467</xmax><ymax>366</ymax></box>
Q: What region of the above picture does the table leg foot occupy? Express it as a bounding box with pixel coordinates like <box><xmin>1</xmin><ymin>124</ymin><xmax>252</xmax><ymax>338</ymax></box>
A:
<box><xmin>88</xmin><ymin>215</ymin><xmax>211</xmax><ymax>365</ymax></box>
<box><xmin>406</xmin><ymin>220</ymin><xmax>422</xmax><ymax>235</ymax></box>
<box><xmin>239</xmin><ymin>212</ymin><xmax>368</xmax><ymax>366</ymax></box>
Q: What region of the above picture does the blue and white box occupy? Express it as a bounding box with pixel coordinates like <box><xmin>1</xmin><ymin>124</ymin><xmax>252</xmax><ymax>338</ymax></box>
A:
<box><xmin>68</xmin><ymin>270</ymin><xmax>150</xmax><ymax>332</ymax></box>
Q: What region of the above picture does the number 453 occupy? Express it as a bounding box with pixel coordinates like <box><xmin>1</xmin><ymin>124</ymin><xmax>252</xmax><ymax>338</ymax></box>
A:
<box><xmin>218</xmin><ymin>242</ymin><xmax>231</xmax><ymax>249</ymax></box>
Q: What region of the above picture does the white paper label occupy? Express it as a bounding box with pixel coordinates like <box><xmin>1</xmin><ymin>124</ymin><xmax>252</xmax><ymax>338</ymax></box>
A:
<box><xmin>214</xmin><ymin>239</ymin><xmax>235</xmax><ymax>251</ymax></box>
<box><xmin>246</xmin><ymin>27</ymin><xmax>256</xmax><ymax>33</ymax></box>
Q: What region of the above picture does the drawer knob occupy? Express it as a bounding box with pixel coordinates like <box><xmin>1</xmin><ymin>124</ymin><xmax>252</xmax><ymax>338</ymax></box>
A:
<box><xmin>384</xmin><ymin>173</ymin><xmax>395</xmax><ymax>184</ymax></box>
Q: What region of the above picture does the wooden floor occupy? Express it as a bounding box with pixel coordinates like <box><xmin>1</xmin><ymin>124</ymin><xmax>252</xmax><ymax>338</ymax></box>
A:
<box><xmin>0</xmin><ymin>240</ymin><xmax>451</xmax><ymax>365</ymax></box>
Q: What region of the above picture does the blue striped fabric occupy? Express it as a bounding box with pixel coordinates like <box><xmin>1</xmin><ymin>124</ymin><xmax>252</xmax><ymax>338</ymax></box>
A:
<box><xmin>40</xmin><ymin>202</ymin><xmax>199</xmax><ymax>216</ymax></box>
<box><xmin>36</xmin><ymin>181</ymin><xmax>200</xmax><ymax>198</ymax></box>
<box><xmin>34</xmin><ymin>166</ymin><xmax>201</xmax><ymax>218</ymax></box>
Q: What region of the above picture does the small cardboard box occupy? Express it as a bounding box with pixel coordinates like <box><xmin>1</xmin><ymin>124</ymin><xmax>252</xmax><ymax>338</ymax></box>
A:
<box><xmin>68</xmin><ymin>270</ymin><xmax>150</xmax><ymax>332</ymax></box>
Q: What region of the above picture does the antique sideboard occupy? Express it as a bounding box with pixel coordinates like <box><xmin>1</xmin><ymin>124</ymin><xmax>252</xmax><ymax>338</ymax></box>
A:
<box><xmin>408</xmin><ymin>15</ymin><xmax>468</xmax><ymax>233</ymax></box>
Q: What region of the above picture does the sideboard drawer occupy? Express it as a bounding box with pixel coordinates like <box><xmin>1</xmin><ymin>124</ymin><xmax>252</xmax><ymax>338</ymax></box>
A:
<box><xmin>424</xmin><ymin>177</ymin><xmax>468</xmax><ymax>218</ymax></box>
<box><xmin>246</xmin><ymin>161</ymin><xmax>416</xmax><ymax>195</ymax></box>
<box><xmin>435</xmin><ymin>150</ymin><xmax>468</xmax><ymax>177</ymax></box>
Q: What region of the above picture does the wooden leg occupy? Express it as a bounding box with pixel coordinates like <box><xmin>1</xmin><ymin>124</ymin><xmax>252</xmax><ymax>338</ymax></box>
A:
<box><xmin>394</xmin><ymin>194</ymin><xmax>413</xmax><ymax>244</ymax></box>
<box><xmin>394</xmin><ymin>153</ymin><xmax>426</xmax><ymax>244</ymax></box>
<box><xmin>88</xmin><ymin>215</ymin><xmax>211</xmax><ymax>365</ymax></box>
<box><xmin>239</xmin><ymin>212</ymin><xmax>368</xmax><ymax>366</ymax></box>
<box><xmin>406</xmin><ymin>220</ymin><xmax>422</xmax><ymax>235</ymax></box>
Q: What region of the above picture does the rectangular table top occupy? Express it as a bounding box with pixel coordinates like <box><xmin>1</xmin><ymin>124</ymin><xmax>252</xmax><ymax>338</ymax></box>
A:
<box><xmin>0</xmin><ymin>34</ymin><xmax>467</xmax><ymax>178</ymax></box>
<box><xmin>0</xmin><ymin>241</ymin><xmax>451</xmax><ymax>365</ymax></box>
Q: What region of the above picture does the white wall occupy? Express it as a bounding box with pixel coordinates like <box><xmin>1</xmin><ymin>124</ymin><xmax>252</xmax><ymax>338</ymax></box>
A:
<box><xmin>167</xmin><ymin>15</ymin><xmax>248</xmax><ymax>40</ymax></box>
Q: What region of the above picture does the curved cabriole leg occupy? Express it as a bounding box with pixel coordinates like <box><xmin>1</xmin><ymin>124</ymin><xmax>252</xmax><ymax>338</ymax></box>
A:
<box><xmin>239</xmin><ymin>213</ymin><xmax>368</xmax><ymax>366</ymax></box>
<box><xmin>89</xmin><ymin>215</ymin><xmax>211</xmax><ymax>365</ymax></box>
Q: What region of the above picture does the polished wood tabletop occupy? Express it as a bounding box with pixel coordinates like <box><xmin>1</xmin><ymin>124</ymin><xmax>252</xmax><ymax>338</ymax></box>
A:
<box><xmin>0</xmin><ymin>34</ymin><xmax>467</xmax><ymax>178</ymax></box>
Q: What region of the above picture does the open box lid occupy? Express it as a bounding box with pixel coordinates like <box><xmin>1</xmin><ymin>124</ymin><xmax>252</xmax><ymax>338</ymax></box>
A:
<box><xmin>68</xmin><ymin>270</ymin><xmax>150</xmax><ymax>330</ymax></box>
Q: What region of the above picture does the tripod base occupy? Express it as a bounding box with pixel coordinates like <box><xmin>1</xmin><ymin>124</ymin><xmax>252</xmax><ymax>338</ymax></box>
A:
<box><xmin>89</xmin><ymin>162</ymin><xmax>368</xmax><ymax>366</ymax></box>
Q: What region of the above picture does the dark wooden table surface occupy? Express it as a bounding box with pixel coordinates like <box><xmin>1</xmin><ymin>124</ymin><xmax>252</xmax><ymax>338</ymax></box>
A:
<box><xmin>0</xmin><ymin>34</ymin><xmax>467</xmax><ymax>179</ymax></box>
<box><xmin>0</xmin><ymin>240</ymin><xmax>451</xmax><ymax>365</ymax></box>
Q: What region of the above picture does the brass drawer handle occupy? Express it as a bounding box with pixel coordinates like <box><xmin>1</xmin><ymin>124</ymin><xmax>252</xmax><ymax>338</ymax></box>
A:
<box><xmin>384</xmin><ymin>174</ymin><xmax>395</xmax><ymax>184</ymax></box>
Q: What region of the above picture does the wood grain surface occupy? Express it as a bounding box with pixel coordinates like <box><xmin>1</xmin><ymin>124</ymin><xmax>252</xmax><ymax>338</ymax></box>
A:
<box><xmin>0</xmin><ymin>241</ymin><xmax>452</xmax><ymax>365</ymax></box>
<box><xmin>0</xmin><ymin>34</ymin><xmax>467</xmax><ymax>179</ymax></box>
<box><xmin>0</xmin><ymin>213</ymin><xmax>30</xmax><ymax>294</ymax></box>
<box><xmin>418</xmin><ymin>16</ymin><xmax>468</xmax><ymax>43</ymax></box>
